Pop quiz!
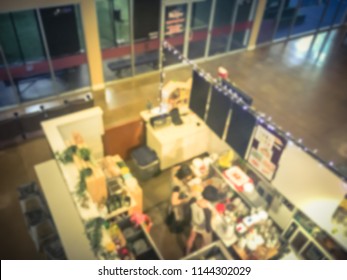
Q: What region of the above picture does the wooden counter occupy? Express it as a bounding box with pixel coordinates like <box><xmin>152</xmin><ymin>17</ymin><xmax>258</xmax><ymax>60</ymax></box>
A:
<box><xmin>170</xmin><ymin>157</ymin><xmax>283</xmax><ymax>260</ymax></box>
<box><xmin>35</xmin><ymin>160</ymin><xmax>96</xmax><ymax>260</ymax></box>
<box><xmin>232</xmin><ymin>244</ymin><xmax>279</xmax><ymax>260</ymax></box>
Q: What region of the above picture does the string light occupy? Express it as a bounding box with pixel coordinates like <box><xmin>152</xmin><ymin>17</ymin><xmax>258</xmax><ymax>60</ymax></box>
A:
<box><xmin>267</xmin><ymin>124</ymin><xmax>276</xmax><ymax>131</ymax></box>
<box><xmin>162</xmin><ymin>41</ymin><xmax>347</xmax><ymax>181</ymax></box>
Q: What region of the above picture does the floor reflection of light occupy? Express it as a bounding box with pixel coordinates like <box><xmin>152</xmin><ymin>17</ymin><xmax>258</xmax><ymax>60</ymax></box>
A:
<box><xmin>316</xmin><ymin>31</ymin><xmax>337</xmax><ymax>66</ymax></box>
<box><xmin>283</xmin><ymin>36</ymin><xmax>314</xmax><ymax>67</ymax></box>
<box><xmin>294</xmin><ymin>36</ymin><xmax>314</xmax><ymax>54</ymax></box>
<box><xmin>105</xmin><ymin>87</ymin><xmax>113</xmax><ymax>104</ymax></box>
<box><xmin>310</xmin><ymin>33</ymin><xmax>327</xmax><ymax>63</ymax></box>
<box><xmin>283</xmin><ymin>30</ymin><xmax>338</xmax><ymax>67</ymax></box>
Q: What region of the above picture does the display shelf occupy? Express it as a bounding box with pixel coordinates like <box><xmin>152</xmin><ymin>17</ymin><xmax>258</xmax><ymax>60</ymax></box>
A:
<box><xmin>211</xmin><ymin>164</ymin><xmax>255</xmax><ymax>210</ymax></box>
<box><xmin>212</xmin><ymin>162</ymin><xmax>286</xmax><ymax>231</ymax></box>
<box><xmin>286</xmin><ymin>211</ymin><xmax>347</xmax><ymax>260</ymax></box>
<box><xmin>115</xmin><ymin>216</ymin><xmax>163</xmax><ymax>260</ymax></box>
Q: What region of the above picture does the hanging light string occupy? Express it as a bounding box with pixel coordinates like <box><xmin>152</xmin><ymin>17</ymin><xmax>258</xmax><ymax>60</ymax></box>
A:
<box><xmin>162</xmin><ymin>40</ymin><xmax>346</xmax><ymax>182</ymax></box>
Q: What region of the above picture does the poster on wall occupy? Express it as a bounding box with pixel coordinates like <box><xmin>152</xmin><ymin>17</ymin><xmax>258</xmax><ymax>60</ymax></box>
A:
<box><xmin>165</xmin><ymin>5</ymin><xmax>186</xmax><ymax>36</ymax></box>
<box><xmin>247</xmin><ymin>124</ymin><xmax>287</xmax><ymax>181</ymax></box>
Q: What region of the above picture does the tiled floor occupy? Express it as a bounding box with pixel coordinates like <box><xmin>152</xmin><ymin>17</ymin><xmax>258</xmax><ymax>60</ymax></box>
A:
<box><xmin>1</xmin><ymin>26</ymin><xmax>347</xmax><ymax>259</ymax></box>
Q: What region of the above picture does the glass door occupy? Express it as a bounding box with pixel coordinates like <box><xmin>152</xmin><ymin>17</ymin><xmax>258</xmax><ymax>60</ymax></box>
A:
<box><xmin>188</xmin><ymin>0</ymin><xmax>212</xmax><ymax>60</ymax></box>
<box><xmin>96</xmin><ymin>0</ymin><xmax>132</xmax><ymax>80</ymax></box>
<box><xmin>162</xmin><ymin>2</ymin><xmax>188</xmax><ymax>66</ymax></box>
<box><xmin>208</xmin><ymin>0</ymin><xmax>237</xmax><ymax>56</ymax></box>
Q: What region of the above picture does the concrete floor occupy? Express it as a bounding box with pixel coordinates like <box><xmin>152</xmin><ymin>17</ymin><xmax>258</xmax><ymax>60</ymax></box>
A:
<box><xmin>1</xmin><ymin>26</ymin><xmax>347</xmax><ymax>259</ymax></box>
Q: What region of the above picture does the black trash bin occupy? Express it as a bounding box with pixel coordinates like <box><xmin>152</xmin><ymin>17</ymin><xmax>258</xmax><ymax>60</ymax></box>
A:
<box><xmin>131</xmin><ymin>146</ymin><xmax>160</xmax><ymax>181</ymax></box>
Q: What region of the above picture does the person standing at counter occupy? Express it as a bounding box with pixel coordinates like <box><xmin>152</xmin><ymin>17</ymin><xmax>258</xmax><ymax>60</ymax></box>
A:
<box><xmin>186</xmin><ymin>194</ymin><xmax>213</xmax><ymax>254</ymax></box>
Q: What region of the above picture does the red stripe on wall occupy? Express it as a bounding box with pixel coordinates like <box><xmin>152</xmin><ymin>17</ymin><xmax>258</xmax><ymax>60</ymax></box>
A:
<box><xmin>0</xmin><ymin>22</ymin><xmax>252</xmax><ymax>81</ymax></box>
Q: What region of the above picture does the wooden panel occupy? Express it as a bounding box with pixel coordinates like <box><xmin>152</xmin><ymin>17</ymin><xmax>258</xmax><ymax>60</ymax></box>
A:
<box><xmin>103</xmin><ymin>118</ymin><xmax>145</xmax><ymax>160</ymax></box>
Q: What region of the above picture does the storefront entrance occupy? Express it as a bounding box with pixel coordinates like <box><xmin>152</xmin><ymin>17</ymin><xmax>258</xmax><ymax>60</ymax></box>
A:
<box><xmin>160</xmin><ymin>0</ymin><xmax>216</xmax><ymax>67</ymax></box>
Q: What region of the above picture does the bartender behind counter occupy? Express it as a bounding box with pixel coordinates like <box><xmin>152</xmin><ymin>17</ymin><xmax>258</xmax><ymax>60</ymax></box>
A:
<box><xmin>186</xmin><ymin>194</ymin><xmax>213</xmax><ymax>254</ymax></box>
<box><xmin>170</xmin><ymin>186</ymin><xmax>189</xmax><ymax>233</ymax></box>
<box><xmin>167</xmin><ymin>164</ymin><xmax>194</xmax><ymax>233</ymax></box>
<box><xmin>170</xmin><ymin>163</ymin><xmax>218</xmax><ymax>255</ymax></box>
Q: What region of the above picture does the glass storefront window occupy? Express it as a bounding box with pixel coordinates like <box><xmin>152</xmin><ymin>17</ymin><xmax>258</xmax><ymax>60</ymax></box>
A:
<box><xmin>319</xmin><ymin>0</ymin><xmax>340</xmax><ymax>29</ymax></box>
<box><xmin>133</xmin><ymin>0</ymin><xmax>160</xmax><ymax>75</ymax></box>
<box><xmin>163</xmin><ymin>4</ymin><xmax>187</xmax><ymax>66</ymax></box>
<box><xmin>12</xmin><ymin>11</ymin><xmax>45</xmax><ymax>63</ymax></box>
<box><xmin>229</xmin><ymin>0</ymin><xmax>255</xmax><ymax>51</ymax></box>
<box><xmin>96</xmin><ymin>0</ymin><xmax>132</xmax><ymax>81</ymax></box>
<box><xmin>291</xmin><ymin>1</ymin><xmax>325</xmax><ymax>37</ymax></box>
<box><xmin>257</xmin><ymin>0</ymin><xmax>282</xmax><ymax>44</ymax></box>
<box><xmin>0</xmin><ymin>13</ymin><xmax>23</xmax><ymax>65</ymax></box>
<box><xmin>209</xmin><ymin>0</ymin><xmax>237</xmax><ymax>56</ymax></box>
<box><xmin>1</xmin><ymin>10</ymin><xmax>57</xmax><ymax>102</ymax></box>
<box><xmin>274</xmin><ymin>0</ymin><xmax>300</xmax><ymax>40</ymax></box>
<box><xmin>0</xmin><ymin>47</ymin><xmax>18</xmax><ymax>108</ymax></box>
<box><xmin>188</xmin><ymin>0</ymin><xmax>212</xmax><ymax>60</ymax></box>
<box><xmin>40</xmin><ymin>5</ymin><xmax>90</xmax><ymax>93</ymax></box>
<box><xmin>333</xmin><ymin>0</ymin><xmax>347</xmax><ymax>25</ymax></box>
<box><xmin>0</xmin><ymin>4</ymin><xmax>90</xmax><ymax>105</ymax></box>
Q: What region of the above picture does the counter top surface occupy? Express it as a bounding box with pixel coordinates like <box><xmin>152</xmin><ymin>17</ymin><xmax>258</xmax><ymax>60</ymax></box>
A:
<box><xmin>146</xmin><ymin>112</ymin><xmax>207</xmax><ymax>143</ymax></box>
<box><xmin>35</xmin><ymin>160</ymin><xmax>96</xmax><ymax>260</ymax></box>
<box><xmin>170</xmin><ymin>157</ymin><xmax>282</xmax><ymax>260</ymax></box>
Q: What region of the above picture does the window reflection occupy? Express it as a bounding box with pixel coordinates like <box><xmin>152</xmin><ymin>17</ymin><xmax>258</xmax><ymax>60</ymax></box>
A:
<box><xmin>209</xmin><ymin>0</ymin><xmax>237</xmax><ymax>56</ymax></box>
<box><xmin>0</xmin><ymin>5</ymin><xmax>90</xmax><ymax>105</ymax></box>
<box><xmin>257</xmin><ymin>0</ymin><xmax>283</xmax><ymax>44</ymax></box>
<box><xmin>96</xmin><ymin>0</ymin><xmax>132</xmax><ymax>81</ymax></box>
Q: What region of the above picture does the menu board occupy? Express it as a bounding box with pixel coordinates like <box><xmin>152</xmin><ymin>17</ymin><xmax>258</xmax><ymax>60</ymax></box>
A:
<box><xmin>165</xmin><ymin>5</ymin><xmax>186</xmax><ymax>36</ymax></box>
<box><xmin>189</xmin><ymin>70</ymin><xmax>211</xmax><ymax>120</ymax></box>
<box><xmin>206</xmin><ymin>88</ymin><xmax>232</xmax><ymax>138</ymax></box>
<box><xmin>226</xmin><ymin>103</ymin><xmax>256</xmax><ymax>158</ymax></box>
<box><xmin>247</xmin><ymin>124</ymin><xmax>286</xmax><ymax>181</ymax></box>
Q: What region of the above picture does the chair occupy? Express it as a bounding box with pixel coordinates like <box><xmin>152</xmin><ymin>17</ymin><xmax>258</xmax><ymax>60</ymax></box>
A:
<box><xmin>68</xmin><ymin>98</ymin><xmax>94</xmax><ymax>113</ymax></box>
<box><xmin>19</xmin><ymin>111</ymin><xmax>45</xmax><ymax>138</ymax></box>
<box><xmin>44</xmin><ymin>105</ymin><xmax>70</xmax><ymax>120</ymax></box>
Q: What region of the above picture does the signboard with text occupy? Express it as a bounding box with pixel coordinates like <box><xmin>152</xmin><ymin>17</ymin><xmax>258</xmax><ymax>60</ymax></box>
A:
<box><xmin>165</xmin><ymin>5</ymin><xmax>186</xmax><ymax>36</ymax></box>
